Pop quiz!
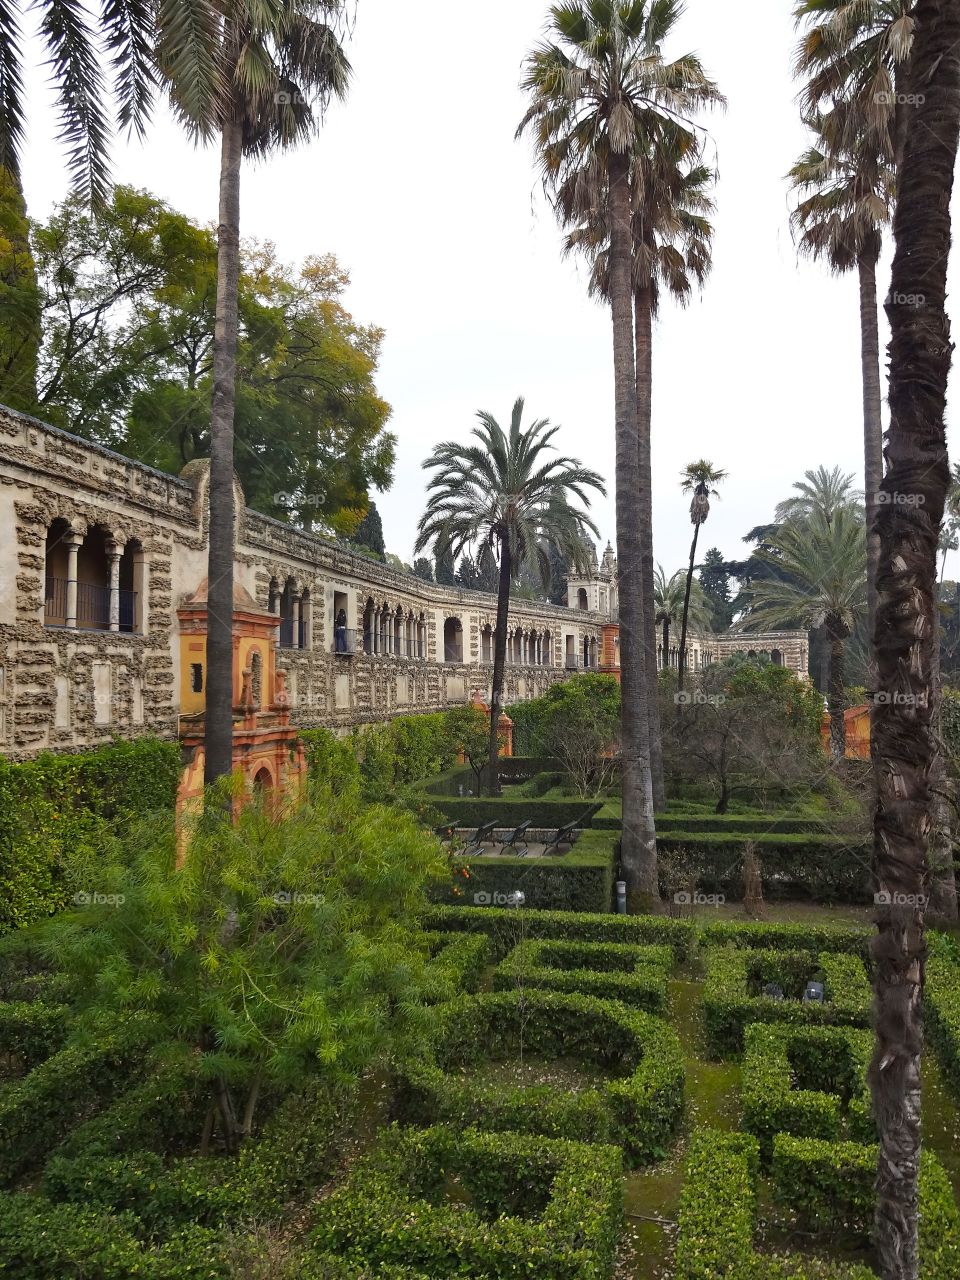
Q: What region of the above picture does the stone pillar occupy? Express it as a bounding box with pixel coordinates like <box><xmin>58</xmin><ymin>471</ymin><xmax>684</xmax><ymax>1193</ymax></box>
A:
<box><xmin>65</xmin><ymin>534</ymin><xmax>81</xmax><ymax>629</ymax></box>
<box><xmin>107</xmin><ymin>540</ymin><xmax>121</xmax><ymax>632</ymax></box>
<box><xmin>291</xmin><ymin>594</ymin><xmax>301</xmax><ymax>650</ymax></box>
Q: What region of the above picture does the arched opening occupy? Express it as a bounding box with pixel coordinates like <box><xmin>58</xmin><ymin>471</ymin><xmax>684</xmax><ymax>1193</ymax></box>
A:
<box><xmin>394</xmin><ymin>605</ymin><xmax>404</xmax><ymax>656</ymax></box>
<box><xmin>565</xmin><ymin>635</ymin><xmax>577</xmax><ymax>669</ymax></box>
<box><xmin>75</xmin><ymin>525</ymin><xmax>112</xmax><ymax>630</ymax></box>
<box><xmin>44</xmin><ymin>518</ymin><xmax>73</xmax><ymax>626</ymax></box>
<box><xmin>542</xmin><ymin>631</ymin><xmax>552</xmax><ymax>666</ymax></box>
<box><xmin>279</xmin><ymin>579</ymin><xmax>302</xmax><ymax>649</ymax></box>
<box><xmin>747</xmin><ymin>649</ymin><xmax>757</xmax><ymax>660</ymax></box>
<box><xmin>415</xmin><ymin>612</ymin><xmax>426</xmax><ymax>659</ymax></box>
<box><xmin>118</xmin><ymin>539</ymin><xmax>144</xmax><ymax>633</ymax></box>
<box><xmin>582</xmin><ymin>636</ymin><xmax>590</xmax><ymax>668</ymax></box>
<box><xmin>300</xmin><ymin>588</ymin><xmax>312</xmax><ymax>651</ymax></box>
<box><xmin>481</xmin><ymin>624</ymin><xmax>493</xmax><ymax>663</ymax></box>
<box><xmin>378</xmin><ymin>600</ymin><xmax>390</xmax><ymax>654</ymax></box>
<box><xmin>252</xmin><ymin>766</ymin><xmax>274</xmax><ymax>813</ymax></box>
<box><xmin>250</xmin><ymin>651</ymin><xmax>263</xmax><ymax>709</ymax></box>
<box><xmin>577</xmin><ymin>588</ymin><xmax>588</xmax><ymax>610</ymax></box>
<box><xmin>362</xmin><ymin>598</ymin><xmax>375</xmax><ymax>654</ymax></box>
<box><xmin>443</xmin><ymin>617</ymin><xmax>463</xmax><ymax>663</ymax></box>
<box><xmin>771</xmin><ymin>649</ymin><xmax>783</xmax><ymax>667</ymax></box>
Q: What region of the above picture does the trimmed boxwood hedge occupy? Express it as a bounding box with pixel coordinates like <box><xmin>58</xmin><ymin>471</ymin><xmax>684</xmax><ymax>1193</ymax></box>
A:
<box><xmin>429</xmin><ymin>795</ymin><xmax>600</xmax><ymax>831</ymax></box>
<box><xmin>674</xmin><ymin>1130</ymin><xmax>874</xmax><ymax>1280</ymax></box>
<box><xmin>742</xmin><ymin>1024</ymin><xmax>874</xmax><ymax>1155</ymax></box>
<box><xmin>493</xmin><ymin>938</ymin><xmax>672</xmax><ymax>1013</ymax></box>
<box><xmin>656</xmin><ymin>815</ymin><xmax>833</xmax><ymax>834</ymax></box>
<box><xmin>925</xmin><ymin>952</ymin><xmax>960</xmax><ymax>1099</ymax></box>
<box><xmin>0</xmin><ymin>1017</ymin><xmax>152</xmax><ymax>1183</ymax></box>
<box><xmin>393</xmin><ymin>988</ymin><xmax>684</xmax><ymax>1164</ymax></box>
<box><xmin>699</xmin><ymin>920</ymin><xmax>872</xmax><ymax>958</ymax></box>
<box><xmin>771</xmin><ymin>1134</ymin><xmax>960</xmax><ymax>1279</ymax></box>
<box><xmin>0</xmin><ymin>1001</ymin><xmax>69</xmax><ymax>1077</ymax></box>
<box><xmin>420</xmin><ymin>930</ymin><xmax>491</xmax><ymax>998</ymax></box>
<box><xmin>434</xmin><ymin>836</ymin><xmax>616</xmax><ymax>913</ymax></box>
<box><xmin>311</xmin><ymin>1123</ymin><xmax>623</xmax><ymax>1279</ymax></box>
<box><xmin>423</xmin><ymin>904</ymin><xmax>694</xmax><ymax>961</ymax></box>
<box><xmin>702</xmin><ymin>948</ymin><xmax>872</xmax><ymax>1057</ymax></box>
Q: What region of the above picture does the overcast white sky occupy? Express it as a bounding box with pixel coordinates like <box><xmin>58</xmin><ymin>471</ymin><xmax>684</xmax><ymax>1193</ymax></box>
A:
<box><xmin>19</xmin><ymin>0</ymin><xmax>960</xmax><ymax>580</ymax></box>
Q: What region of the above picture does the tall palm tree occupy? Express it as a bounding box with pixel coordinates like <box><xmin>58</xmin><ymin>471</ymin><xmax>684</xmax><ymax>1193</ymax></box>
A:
<box><xmin>654</xmin><ymin>565</ymin><xmax>711</xmax><ymax>671</ymax></box>
<box><xmin>788</xmin><ymin>119</ymin><xmax>893</xmax><ymax>642</ymax></box>
<box><xmin>561</xmin><ymin>131</ymin><xmax>720</xmax><ymax>809</ymax></box>
<box><xmin>775</xmin><ymin>464</ymin><xmax>862</xmax><ymax>525</ymax></box>
<box><xmin>518</xmin><ymin>0</ymin><xmax>720</xmax><ymax>905</ymax></box>
<box><xmin>794</xmin><ymin>1</ymin><xmax>915</xmax><ymax>169</ymax></box>
<box><xmin>869</xmin><ymin>2</ymin><xmax>960</xmax><ymax>1276</ymax></box>
<box><xmin>415</xmin><ymin>398</ymin><xmax>605</xmax><ymax>796</ymax></box>
<box><xmin>161</xmin><ymin>3</ymin><xmax>350</xmax><ymax>785</ymax></box>
<box><xmin>744</xmin><ymin>507</ymin><xmax>867</xmax><ymax>762</ymax></box>
<box><xmin>677</xmin><ymin>460</ymin><xmax>726</xmax><ymax>691</ymax></box>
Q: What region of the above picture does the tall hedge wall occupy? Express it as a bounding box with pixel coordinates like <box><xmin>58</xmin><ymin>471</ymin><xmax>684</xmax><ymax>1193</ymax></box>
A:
<box><xmin>0</xmin><ymin>739</ymin><xmax>180</xmax><ymax>935</ymax></box>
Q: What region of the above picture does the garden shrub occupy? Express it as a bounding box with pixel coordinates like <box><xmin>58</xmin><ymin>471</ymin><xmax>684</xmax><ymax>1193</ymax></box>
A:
<box><xmin>420</xmin><ymin>930</ymin><xmax>490</xmax><ymax>998</ymax></box>
<box><xmin>925</xmin><ymin>952</ymin><xmax>960</xmax><ymax>1099</ymax></box>
<box><xmin>699</xmin><ymin>919</ymin><xmax>872</xmax><ymax>958</ymax></box>
<box><xmin>424</xmin><ymin>903</ymin><xmax>694</xmax><ymax>960</ymax></box>
<box><xmin>393</xmin><ymin>988</ymin><xmax>684</xmax><ymax>1163</ymax></box>
<box><xmin>426</xmin><ymin>795</ymin><xmax>601</xmax><ymax>830</ymax></box>
<box><xmin>656</xmin><ymin>814</ymin><xmax>832</xmax><ymax>834</ymax></box>
<box><xmin>702</xmin><ymin>948</ymin><xmax>872</xmax><ymax>1057</ymax></box>
<box><xmin>741</xmin><ymin>1024</ymin><xmax>874</xmax><ymax>1155</ymax></box>
<box><xmin>434</xmin><ymin>836</ymin><xmax>615</xmax><ymax>912</ymax></box>
<box><xmin>0</xmin><ymin>1000</ymin><xmax>69</xmax><ymax>1076</ymax></box>
<box><xmin>0</xmin><ymin>738</ymin><xmax>180</xmax><ymax>933</ymax></box>
<box><xmin>675</xmin><ymin>1131</ymin><xmax>876</xmax><ymax>1280</ymax></box>
<box><xmin>0</xmin><ymin>1016</ymin><xmax>153</xmax><ymax>1183</ymax></box>
<box><xmin>311</xmin><ymin>1123</ymin><xmax>623</xmax><ymax>1279</ymax></box>
<box><xmin>493</xmin><ymin>938</ymin><xmax>672</xmax><ymax>1013</ymax></box>
<box><xmin>771</xmin><ymin>1134</ymin><xmax>960</xmax><ymax>1279</ymax></box>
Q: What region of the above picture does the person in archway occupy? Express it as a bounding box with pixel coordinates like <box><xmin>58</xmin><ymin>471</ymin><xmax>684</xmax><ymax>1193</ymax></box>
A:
<box><xmin>335</xmin><ymin>608</ymin><xmax>347</xmax><ymax>652</ymax></box>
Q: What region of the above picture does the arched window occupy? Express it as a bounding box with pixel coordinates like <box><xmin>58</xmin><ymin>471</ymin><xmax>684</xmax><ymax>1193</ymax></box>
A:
<box><xmin>771</xmin><ymin>649</ymin><xmax>783</xmax><ymax>667</ymax></box>
<box><xmin>444</xmin><ymin>617</ymin><xmax>463</xmax><ymax>663</ymax></box>
<box><xmin>395</xmin><ymin>605</ymin><xmax>404</xmax><ymax>656</ymax></box>
<box><xmin>362</xmin><ymin>598</ymin><xmax>375</xmax><ymax>654</ymax></box>
<box><xmin>577</xmin><ymin>588</ymin><xmax>588</xmax><ymax>610</ymax></box>
<box><xmin>118</xmin><ymin>539</ymin><xmax>145</xmax><ymax>633</ymax></box>
<box><xmin>542</xmin><ymin>631</ymin><xmax>552</xmax><ymax>666</ymax></box>
<box><xmin>481</xmin><ymin>624</ymin><xmax>493</xmax><ymax>663</ymax></box>
<box><xmin>44</xmin><ymin>518</ymin><xmax>73</xmax><ymax>626</ymax></box>
<box><xmin>76</xmin><ymin>525</ymin><xmax>113</xmax><ymax>630</ymax></box>
<box><xmin>279</xmin><ymin>579</ymin><xmax>303</xmax><ymax>649</ymax></box>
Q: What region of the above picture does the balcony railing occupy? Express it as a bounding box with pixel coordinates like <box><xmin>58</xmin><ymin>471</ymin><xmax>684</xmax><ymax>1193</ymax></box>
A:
<box><xmin>45</xmin><ymin>577</ymin><xmax>137</xmax><ymax>632</ymax></box>
<box><xmin>333</xmin><ymin>627</ymin><xmax>357</xmax><ymax>656</ymax></box>
<box><xmin>565</xmin><ymin>654</ymin><xmax>581</xmax><ymax>670</ymax></box>
<box><xmin>362</xmin><ymin>630</ymin><xmax>427</xmax><ymax>658</ymax></box>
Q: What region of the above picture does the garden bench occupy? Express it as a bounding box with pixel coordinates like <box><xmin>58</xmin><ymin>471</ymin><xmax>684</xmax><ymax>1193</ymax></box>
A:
<box><xmin>463</xmin><ymin>820</ymin><xmax>498</xmax><ymax>855</ymax></box>
<box><xmin>541</xmin><ymin>804</ymin><xmax>602</xmax><ymax>856</ymax></box>
<box><xmin>498</xmin><ymin>819</ymin><xmax>532</xmax><ymax>856</ymax></box>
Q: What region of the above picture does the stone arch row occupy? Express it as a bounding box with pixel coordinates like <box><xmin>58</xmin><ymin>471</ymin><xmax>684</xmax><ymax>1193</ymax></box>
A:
<box><xmin>362</xmin><ymin>597</ymin><xmax>428</xmax><ymax>660</ymax></box>
<box><xmin>267</xmin><ymin>574</ymin><xmax>316</xmax><ymax>651</ymax></box>
<box><xmin>479</xmin><ymin>623</ymin><xmax>555</xmax><ymax>667</ymax></box>
<box><xmin>42</xmin><ymin>515</ymin><xmax>147</xmax><ymax>634</ymax></box>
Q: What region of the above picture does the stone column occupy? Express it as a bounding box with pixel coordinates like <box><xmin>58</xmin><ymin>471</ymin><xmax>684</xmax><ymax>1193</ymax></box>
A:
<box><xmin>291</xmin><ymin>594</ymin><xmax>301</xmax><ymax>650</ymax></box>
<box><xmin>107</xmin><ymin>540</ymin><xmax>121</xmax><ymax>632</ymax></box>
<box><xmin>65</xmin><ymin>534</ymin><xmax>81</xmax><ymax>629</ymax></box>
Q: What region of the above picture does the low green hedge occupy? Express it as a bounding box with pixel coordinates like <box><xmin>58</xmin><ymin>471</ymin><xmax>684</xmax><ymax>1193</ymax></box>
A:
<box><xmin>393</xmin><ymin>988</ymin><xmax>684</xmax><ymax>1164</ymax></box>
<box><xmin>656</xmin><ymin>814</ymin><xmax>833</xmax><ymax>834</ymax></box>
<box><xmin>0</xmin><ymin>1001</ymin><xmax>69</xmax><ymax>1077</ymax></box>
<box><xmin>699</xmin><ymin>920</ymin><xmax>872</xmax><ymax>958</ymax></box>
<box><xmin>311</xmin><ymin>1123</ymin><xmax>623</xmax><ymax>1279</ymax></box>
<box><xmin>702</xmin><ymin>948</ymin><xmax>872</xmax><ymax>1057</ymax></box>
<box><xmin>675</xmin><ymin>1130</ymin><xmax>876</xmax><ymax>1280</ymax></box>
<box><xmin>493</xmin><ymin>938</ymin><xmax>672</xmax><ymax>1013</ymax></box>
<box><xmin>0</xmin><ymin>1017</ymin><xmax>152</xmax><ymax>1183</ymax></box>
<box><xmin>420</xmin><ymin>930</ymin><xmax>491</xmax><ymax>998</ymax></box>
<box><xmin>925</xmin><ymin>952</ymin><xmax>960</xmax><ymax>1099</ymax></box>
<box><xmin>657</xmin><ymin>833</ymin><xmax>874</xmax><ymax>903</ymax></box>
<box><xmin>434</xmin><ymin>834</ymin><xmax>616</xmax><ymax>913</ymax></box>
<box><xmin>424</xmin><ymin>904</ymin><xmax>694</xmax><ymax>961</ymax></box>
<box><xmin>0</xmin><ymin>1193</ymin><xmax>230</xmax><ymax>1278</ymax></box>
<box><xmin>742</xmin><ymin>1024</ymin><xmax>874</xmax><ymax>1155</ymax></box>
<box><xmin>771</xmin><ymin>1134</ymin><xmax>960</xmax><ymax>1279</ymax></box>
<box><xmin>429</xmin><ymin>795</ymin><xmax>601</xmax><ymax>830</ymax></box>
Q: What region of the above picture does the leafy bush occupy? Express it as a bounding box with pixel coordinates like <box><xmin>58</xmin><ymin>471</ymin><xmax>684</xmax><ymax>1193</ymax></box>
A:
<box><xmin>770</xmin><ymin>1134</ymin><xmax>960</xmax><ymax>1279</ymax></box>
<box><xmin>424</xmin><ymin>904</ymin><xmax>694</xmax><ymax>961</ymax></box>
<box><xmin>0</xmin><ymin>738</ymin><xmax>180</xmax><ymax>933</ymax></box>
<box><xmin>393</xmin><ymin>988</ymin><xmax>684</xmax><ymax>1164</ymax></box>
<box><xmin>702</xmin><ymin>948</ymin><xmax>872</xmax><ymax>1057</ymax></box>
<box><xmin>741</xmin><ymin>1024</ymin><xmax>874</xmax><ymax>1155</ymax></box>
<box><xmin>699</xmin><ymin>920</ymin><xmax>872</xmax><ymax>957</ymax></box>
<box><xmin>0</xmin><ymin>1001</ymin><xmax>69</xmax><ymax>1076</ymax></box>
<box><xmin>493</xmin><ymin>938</ymin><xmax>671</xmax><ymax>1012</ymax></box>
<box><xmin>311</xmin><ymin>1123</ymin><xmax>623</xmax><ymax>1279</ymax></box>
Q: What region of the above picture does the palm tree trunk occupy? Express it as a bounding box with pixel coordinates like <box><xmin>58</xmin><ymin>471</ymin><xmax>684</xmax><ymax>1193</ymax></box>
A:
<box><xmin>204</xmin><ymin>109</ymin><xmax>243</xmax><ymax>787</ymax></box>
<box><xmin>859</xmin><ymin>250</ymin><xmax>883</xmax><ymax>649</ymax></box>
<box><xmin>677</xmin><ymin>521</ymin><xmax>702</xmax><ymax>693</ymax></box>
<box><xmin>486</xmin><ymin>542</ymin><xmax>512</xmax><ymax>797</ymax></box>
<box><xmin>825</xmin><ymin>612</ymin><xmax>847</xmax><ymax>764</ymax></box>
<box><xmin>871</xmin><ymin>4</ymin><xmax>960</xmax><ymax>1276</ymax></box>
<box><xmin>635</xmin><ymin>286</ymin><xmax>665</xmax><ymax>809</ymax></box>
<box><xmin>607</xmin><ymin>149</ymin><xmax>658</xmax><ymax>909</ymax></box>
<box><xmin>661</xmin><ymin>618</ymin><xmax>670</xmax><ymax>671</ymax></box>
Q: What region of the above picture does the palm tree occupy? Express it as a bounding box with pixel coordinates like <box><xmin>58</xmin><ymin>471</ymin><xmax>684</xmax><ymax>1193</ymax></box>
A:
<box><xmin>654</xmin><ymin>565</ymin><xmax>711</xmax><ymax>671</ymax></box>
<box><xmin>518</xmin><ymin>0</ymin><xmax>720</xmax><ymax>905</ymax></box>
<box><xmin>160</xmin><ymin>3</ymin><xmax>350</xmax><ymax>785</ymax></box>
<box><xmin>677</xmin><ymin>460</ymin><xmax>726</xmax><ymax>691</ymax></box>
<box><xmin>415</xmin><ymin>398</ymin><xmax>605</xmax><ymax>796</ymax></box>
<box><xmin>775</xmin><ymin>464</ymin><xmax>862</xmax><ymax>525</ymax></box>
<box><xmin>744</xmin><ymin>507</ymin><xmax>867</xmax><ymax>763</ymax></box>
<box><xmin>794</xmin><ymin>1</ymin><xmax>915</xmax><ymax>169</ymax></box>
<box><xmin>788</xmin><ymin>120</ymin><xmax>893</xmax><ymax>642</ymax></box>
<box><xmin>561</xmin><ymin>132</ymin><xmax>720</xmax><ymax>809</ymax></box>
<box><xmin>868</xmin><ymin>2</ymin><xmax>960</xmax><ymax>1275</ymax></box>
